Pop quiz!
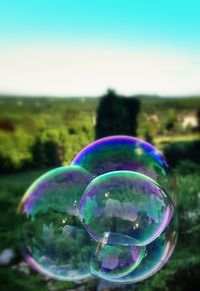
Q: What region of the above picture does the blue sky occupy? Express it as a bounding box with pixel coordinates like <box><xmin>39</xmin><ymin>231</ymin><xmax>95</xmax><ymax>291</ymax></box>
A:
<box><xmin>0</xmin><ymin>0</ymin><xmax>200</xmax><ymax>49</ymax></box>
<box><xmin>0</xmin><ymin>0</ymin><xmax>200</xmax><ymax>96</ymax></box>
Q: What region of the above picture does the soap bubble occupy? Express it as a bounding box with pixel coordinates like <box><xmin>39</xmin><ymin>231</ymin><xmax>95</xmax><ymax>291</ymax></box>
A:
<box><xmin>17</xmin><ymin>166</ymin><xmax>94</xmax><ymax>281</ymax></box>
<box><xmin>17</xmin><ymin>136</ymin><xmax>177</xmax><ymax>284</ymax></box>
<box><xmin>103</xmin><ymin>213</ymin><xmax>178</xmax><ymax>283</ymax></box>
<box><xmin>90</xmin><ymin>232</ymin><xmax>145</xmax><ymax>280</ymax></box>
<box><xmin>79</xmin><ymin>171</ymin><xmax>174</xmax><ymax>246</ymax></box>
<box><xmin>72</xmin><ymin>136</ymin><xmax>168</xmax><ymax>185</ymax></box>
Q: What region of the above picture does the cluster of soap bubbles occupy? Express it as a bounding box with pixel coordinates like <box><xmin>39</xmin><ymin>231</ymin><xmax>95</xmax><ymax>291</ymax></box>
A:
<box><xmin>18</xmin><ymin>136</ymin><xmax>177</xmax><ymax>284</ymax></box>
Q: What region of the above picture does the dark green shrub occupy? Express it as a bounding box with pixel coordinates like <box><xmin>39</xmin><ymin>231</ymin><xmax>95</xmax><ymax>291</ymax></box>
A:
<box><xmin>163</xmin><ymin>141</ymin><xmax>200</xmax><ymax>167</ymax></box>
<box><xmin>95</xmin><ymin>89</ymin><xmax>141</xmax><ymax>139</ymax></box>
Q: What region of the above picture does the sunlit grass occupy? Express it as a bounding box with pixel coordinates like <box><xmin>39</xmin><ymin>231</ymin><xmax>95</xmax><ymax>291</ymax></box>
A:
<box><xmin>155</xmin><ymin>133</ymin><xmax>200</xmax><ymax>147</ymax></box>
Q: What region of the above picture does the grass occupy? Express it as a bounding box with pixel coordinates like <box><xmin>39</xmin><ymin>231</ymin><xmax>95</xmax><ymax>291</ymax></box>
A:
<box><xmin>0</xmin><ymin>166</ymin><xmax>200</xmax><ymax>290</ymax></box>
<box><xmin>154</xmin><ymin>133</ymin><xmax>200</xmax><ymax>147</ymax></box>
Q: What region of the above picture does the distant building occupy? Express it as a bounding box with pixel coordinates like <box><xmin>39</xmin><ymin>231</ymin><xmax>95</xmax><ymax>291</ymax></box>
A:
<box><xmin>145</xmin><ymin>114</ymin><xmax>159</xmax><ymax>122</ymax></box>
<box><xmin>149</xmin><ymin>114</ymin><xmax>159</xmax><ymax>122</ymax></box>
<box><xmin>180</xmin><ymin>112</ymin><xmax>198</xmax><ymax>129</ymax></box>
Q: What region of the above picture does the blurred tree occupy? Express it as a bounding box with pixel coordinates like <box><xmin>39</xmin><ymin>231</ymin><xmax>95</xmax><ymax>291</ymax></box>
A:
<box><xmin>144</xmin><ymin>131</ymin><xmax>153</xmax><ymax>144</ymax></box>
<box><xmin>165</xmin><ymin>109</ymin><xmax>177</xmax><ymax>131</ymax></box>
<box><xmin>31</xmin><ymin>138</ymin><xmax>46</xmax><ymax>167</ymax></box>
<box><xmin>31</xmin><ymin>137</ymin><xmax>64</xmax><ymax>168</ymax></box>
<box><xmin>197</xmin><ymin>108</ymin><xmax>200</xmax><ymax>131</ymax></box>
<box><xmin>0</xmin><ymin>130</ymin><xmax>33</xmax><ymax>173</ymax></box>
<box><xmin>0</xmin><ymin>120</ymin><xmax>15</xmax><ymax>132</ymax></box>
<box><xmin>68</xmin><ymin>128</ymin><xmax>77</xmax><ymax>135</ymax></box>
<box><xmin>95</xmin><ymin>89</ymin><xmax>140</xmax><ymax>139</ymax></box>
<box><xmin>163</xmin><ymin>140</ymin><xmax>200</xmax><ymax>167</ymax></box>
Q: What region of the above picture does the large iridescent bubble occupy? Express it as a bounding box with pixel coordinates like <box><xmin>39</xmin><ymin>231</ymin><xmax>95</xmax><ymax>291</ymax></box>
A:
<box><xmin>95</xmin><ymin>213</ymin><xmax>178</xmax><ymax>284</ymax></box>
<box><xmin>79</xmin><ymin>171</ymin><xmax>174</xmax><ymax>246</ymax></box>
<box><xmin>18</xmin><ymin>136</ymin><xmax>177</xmax><ymax>284</ymax></box>
<box><xmin>90</xmin><ymin>232</ymin><xmax>146</xmax><ymax>280</ymax></box>
<box><xmin>17</xmin><ymin>166</ymin><xmax>94</xmax><ymax>281</ymax></box>
<box><xmin>71</xmin><ymin>136</ymin><xmax>168</xmax><ymax>185</ymax></box>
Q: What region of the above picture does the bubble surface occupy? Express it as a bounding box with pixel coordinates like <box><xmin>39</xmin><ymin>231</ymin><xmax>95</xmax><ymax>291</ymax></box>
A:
<box><xmin>104</xmin><ymin>214</ymin><xmax>178</xmax><ymax>283</ymax></box>
<box><xmin>80</xmin><ymin>171</ymin><xmax>174</xmax><ymax>246</ymax></box>
<box><xmin>72</xmin><ymin>136</ymin><xmax>168</xmax><ymax>183</ymax></box>
<box><xmin>90</xmin><ymin>232</ymin><xmax>145</xmax><ymax>280</ymax></box>
<box><xmin>18</xmin><ymin>166</ymin><xmax>94</xmax><ymax>281</ymax></box>
<box><xmin>18</xmin><ymin>136</ymin><xmax>177</xmax><ymax>283</ymax></box>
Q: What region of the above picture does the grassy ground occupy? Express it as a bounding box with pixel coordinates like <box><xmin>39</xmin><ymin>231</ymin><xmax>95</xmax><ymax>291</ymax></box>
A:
<box><xmin>154</xmin><ymin>133</ymin><xmax>200</xmax><ymax>147</ymax></box>
<box><xmin>0</xmin><ymin>166</ymin><xmax>200</xmax><ymax>290</ymax></box>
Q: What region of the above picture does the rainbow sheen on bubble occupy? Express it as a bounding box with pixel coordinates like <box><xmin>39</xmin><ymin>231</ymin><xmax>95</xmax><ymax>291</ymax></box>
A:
<box><xmin>103</xmin><ymin>213</ymin><xmax>178</xmax><ymax>284</ymax></box>
<box><xmin>79</xmin><ymin>171</ymin><xmax>174</xmax><ymax>246</ymax></box>
<box><xmin>90</xmin><ymin>232</ymin><xmax>146</xmax><ymax>280</ymax></box>
<box><xmin>18</xmin><ymin>136</ymin><xmax>177</xmax><ymax>284</ymax></box>
<box><xmin>71</xmin><ymin>136</ymin><xmax>168</xmax><ymax>184</ymax></box>
<box><xmin>17</xmin><ymin>166</ymin><xmax>94</xmax><ymax>281</ymax></box>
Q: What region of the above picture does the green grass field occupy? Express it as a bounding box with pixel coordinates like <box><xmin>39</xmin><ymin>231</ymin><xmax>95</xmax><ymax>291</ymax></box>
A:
<box><xmin>0</xmin><ymin>166</ymin><xmax>199</xmax><ymax>291</ymax></box>
<box><xmin>154</xmin><ymin>133</ymin><xmax>200</xmax><ymax>147</ymax></box>
<box><xmin>0</xmin><ymin>96</ymin><xmax>200</xmax><ymax>290</ymax></box>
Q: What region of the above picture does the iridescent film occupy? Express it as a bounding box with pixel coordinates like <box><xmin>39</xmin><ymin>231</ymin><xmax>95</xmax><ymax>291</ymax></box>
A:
<box><xmin>18</xmin><ymin>166</ymin><xmax>94</xmax><ymax>281</ymax></box>
<box><xmin>17</xmin><ymin>136</ymin><xmax>177</xmax><ymax>284</ymax></box>
<box><xmin>90</xmin><ymin>232</ymin><xmax>145</xmax><ymax>280</ymax></box>
<box><xmin>79</xmin><ymin>171</ymin><xmax>174</xmax><ymax>246</ymax></box>
<box><xmin>72</xmin><ymin>136</ymin><xmax>168</xmax><ymax>183</ymax></box>
<box><xmin>105</xmin><ymin>214</ymin><xmax>178</xmax><ymax>283</ymax></box>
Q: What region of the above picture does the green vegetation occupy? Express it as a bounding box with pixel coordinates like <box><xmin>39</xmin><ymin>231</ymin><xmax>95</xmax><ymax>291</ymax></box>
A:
<box><xmin>0</xmin><ymin>95</ymin><xmax>199</xmax><ymax>173</ymax></box>
<box><xmin>0</xmin><ymin>97</ymin><xmax>97</xmax><ymax>172</ymax></box>
<box><xmin>0</xmin><ymin>95</ymin><xmax>199</xmax><ymax>290</ymax></box>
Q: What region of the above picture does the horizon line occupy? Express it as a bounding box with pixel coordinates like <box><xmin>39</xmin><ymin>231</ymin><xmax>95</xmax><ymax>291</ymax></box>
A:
<box><xmin>0</xmin><ymin>92</ymin><xmax>200</xmax><ymax>99</ymax></box>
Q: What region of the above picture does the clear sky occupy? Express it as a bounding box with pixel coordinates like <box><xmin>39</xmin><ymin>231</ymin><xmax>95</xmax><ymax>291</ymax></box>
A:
<box><xmin>0</xmin><ymin>0</ymin><xmax>200</xmax><ymax>96</ymax></box>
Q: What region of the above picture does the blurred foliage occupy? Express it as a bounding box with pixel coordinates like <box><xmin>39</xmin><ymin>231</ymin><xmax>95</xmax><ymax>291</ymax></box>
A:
<box><xmin>163</xmin><ymin>140</ymin><xmax>200</xmax><ymax>167</ymax></box>
<box><xmin>0</xmin><ymin>95</ymin><xmax>200</xmax><ymax>290</ymax></box>
<box><xmin>0</xmin><ymin>95</ymin><xmax>199</xmax><ymax>172</ymax></box>
<box><xmin>0</xmin><ymin>166</ymin><xmax>199</xmax><ymax>290</ymax></box>
<box><xmin>0</xmin><ymin>97</ymin><xmax>96</xmax><ymax>172</ymax></box>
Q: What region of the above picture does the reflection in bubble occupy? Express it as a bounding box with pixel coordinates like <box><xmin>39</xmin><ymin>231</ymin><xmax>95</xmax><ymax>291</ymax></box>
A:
<box><xmin>17</xmin><ymin>135</ymin><xmax>177</xmax><ymax>284</ymax></box>
<box><xmin>91</xmin><ymin>232</ymin><xmax>145</xmax><ymax>280</ymax></box>
<box><xmin>18</xmin><ymin>166</ymin><xmax>94</xmax><ymax>281</ymax></box>
<box><xmin>104</xmin><ymin>214</ymin><xmax>178</xmax><ymax>283</ymax></box>
<box><xmin>72</xmin><ymin>136</ymin><xmax>168</xmax><ymax>184</ymax></box>
<box><xmin>80</xmin><ymin>171</ymin><xmax>174</xmax><ymax>246</ymax></box>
